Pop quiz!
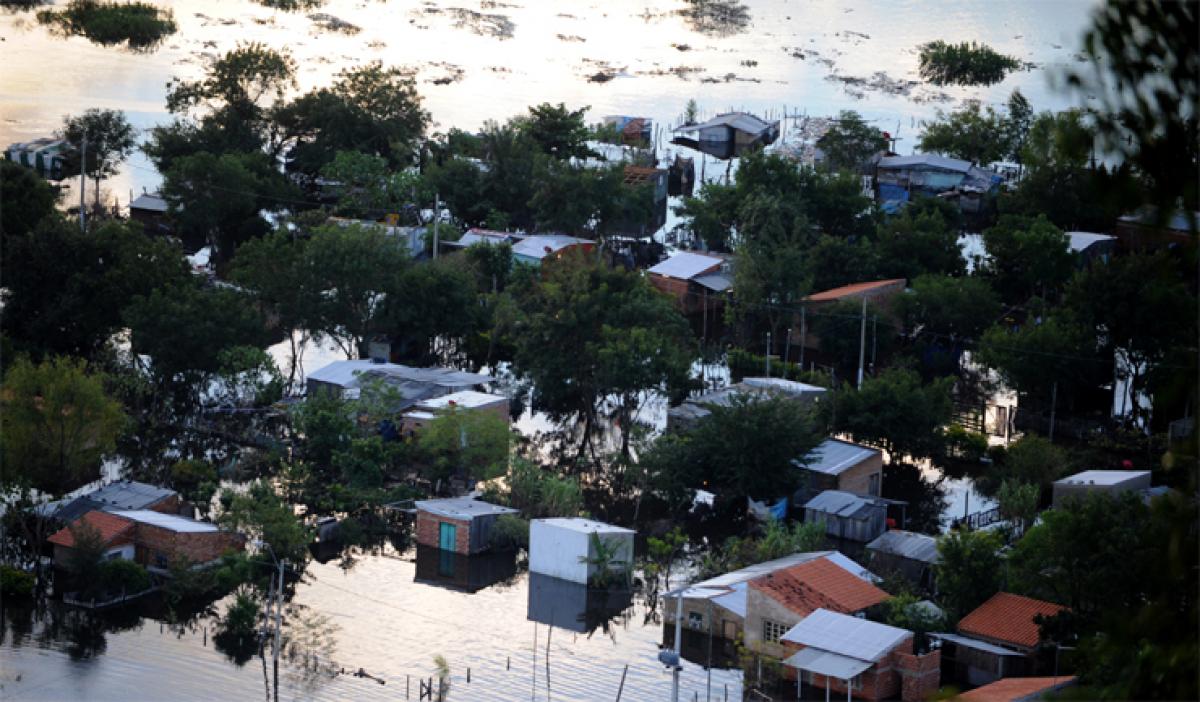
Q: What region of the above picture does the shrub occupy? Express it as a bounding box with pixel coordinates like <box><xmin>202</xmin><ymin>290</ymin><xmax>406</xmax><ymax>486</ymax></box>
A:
<box><xmin>37</xmin><ymin>0</ymin><xmax>177</xmax><ymax>50</ymax></box>
<box><xmin>0</xmin><ymin>564</ymin><xmax>35</xmax><ymax>598</ymax></box>
<box><xmin>489</xmin><ymin>514</ymin><xmax>529</xmax><ymax>551</ymax></box>
<box><xmin>943</xmin><ymin>424</ymin><xmax>988</xmax><ymax>462</ymax></box>
<box><xmin>99</xmin><ymin>559</ymin><xmax>151</xmax><ymax>594</ymax></box>
<box><xmin>918</xmin><ymin>40</ymin><xmax>1023</xmax><ymax>87</ymax></box>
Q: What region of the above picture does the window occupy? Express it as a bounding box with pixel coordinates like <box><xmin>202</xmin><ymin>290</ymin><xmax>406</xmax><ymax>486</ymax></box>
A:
<box><xmin>688</xmin><ymin>611</ymin><xmax>705</xmax><ymax>629</ymax></box>
<box><xmin>762</xmin><ymin>619</ymin><xmax>788</xmax><ymax>643</ymax></box>
<box><xmin>867</xmin><ymin>472</ymin><xmax>881</xmax><ymax>496</ymax></box>
<box><xmin>155</xmin><ymin>552</ymin><xmax>168</xmax><ymax>567</ymax></box>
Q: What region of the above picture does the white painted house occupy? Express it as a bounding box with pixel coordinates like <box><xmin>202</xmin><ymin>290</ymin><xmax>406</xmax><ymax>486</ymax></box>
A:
<box><xmin>529</xmin><ymin>518</ymin><xmax>635</xmax><ymax>586</ymax></box>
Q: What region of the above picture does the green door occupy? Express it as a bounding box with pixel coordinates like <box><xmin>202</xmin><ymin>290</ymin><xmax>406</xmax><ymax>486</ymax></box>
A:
<box><xmin>439</xmin><ymin>522</ymin><xmax>457</xmax><ymax>551</ymax></box>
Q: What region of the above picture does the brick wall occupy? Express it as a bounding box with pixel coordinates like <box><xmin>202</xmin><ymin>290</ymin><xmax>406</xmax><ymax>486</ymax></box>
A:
<box><xmin>838</xmin><ymin>453</ymin><xmax>885</xmax><ymax>496</ymax></box>
<box><xmin>895</xmin><ymin>649</ymin><xmax>941</xmax><ymax>702</ymax></box>
<box><xmin>784</xmin><ymin>635</ymin><xmax>914</xmax><ymax>700</ymax></box>
<box><xmin>134</xmin><ymin>524</ymin><xmax>243</xmax><ymax>567</ymax></box>
<box><xmin>415</xmin><ymin>511</ymin><xmax>472</xmax><ymax>554</ymax></box>
<box><xmin>150</xmin><ymin>494</ymin><xmax>182</xmax><ymax>515</ymax></box>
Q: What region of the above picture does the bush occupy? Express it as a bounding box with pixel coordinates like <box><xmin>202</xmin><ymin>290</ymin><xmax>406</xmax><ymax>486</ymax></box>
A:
<box><xmin>726</xmin><ymin>347</ymin><xmax>832</xmax><ymax>386</ymax></box>
<box><xmin>0</xmin><ymin>564</ymin><xmax>35</xmax><ymax>598</ymax></box>
<box><xmin>943</xmin><ymin>425</ymin><xmax>988</xmax><ymax>462</ymax></box>
<box><xmin>489</xmin><ymin>514</ymin><xmax>529</xmax><ymax>551</ymax></box>
<box><xmin>37</xmin><ymin>0</ymin><xmax>177</xmax><ymax>50</ymax></box>
<box><xmin>917</xmin><ymin>40</ymin><xmax>1022</xmax><ymax>86</ymax></box>
<box><xmin>99</xmin><ymin>559</ymin><xmax>151</xmax><ymax>594</ymax></box>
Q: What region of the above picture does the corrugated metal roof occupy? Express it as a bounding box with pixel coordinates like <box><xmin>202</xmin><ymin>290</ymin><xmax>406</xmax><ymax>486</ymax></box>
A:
<box><xmin>1053</xmin><ymin>470</ymin><xmax>1150</xmax><ymax>487</ymax></box>
<box><xmin>783</xmin><ymin>646</ymin><xmax>873</xmax><ymax>680</ymax></box>
<box><xmin>416</xmin><ymin>390</ymin><xmax>507</xmax><ymax>411</ymax></box>
<box><xmin>693</xmin><ymin>273</ymin><xmax>733</xmax><ymax>292</ymax></box>
<box><xmin>88</xmin><ymin>481</ymin><xmax>177</xmax><ymax>510</ymax></box>
<box><xmin>415</xmin><ymin>497</ymin><xmax>518</xmax><ymax>520</ymax></box>
<box><xmin>113</xmin><ymin>510</ymin><xmax>220</xmax><ymax>533</ymax></box>
<box><xmin>805</xmin><ymin>490</ymin><xmax>886</xmax><ymax>520</ymax></box>
<box><xmin>512</xmin><ymin>234</ymin><xmax>591</xmax><ymax>260</ymax></box>
<box><xmin>307</xmin><ymin>360</ymin><xmax>490</xmax><ymax>391</ymax></box>
<box><xmin>711</xmin><ymin>581</ymin><xmax>748</xmax><ymax>617</ymax></box>
<box><xmin>678</xmin><ymin>112</ymin><xmax>777</xmax><ymax>136</ymax></box>
<box><xmin>455</xmin><ymin>230</ymin><xmax>515</xmax><ymax>247</ymax></box>
<box><xmin>806</xmin><ymin>279</ymin><xmax>906</xmax><ymax>302</ymax></box>
<box><xmin>781</xmin><ymin>608</ymin><xmax>910</xmax><ymax>662</ymax></box>
<box><xmin>1064</xmin><ymin>231</ymin><xmax>1116</xmax><ymax>252</ymax></box>
<box><xmin>865</xmin><ymin>530</ymin><xmax>940</xmax><ymax>564</ymax></box>
<box><xmin>929</xmin><ymin>632</ymin><xmax>1025</xmax><ymax>657</ymax></box>
<box><xmin>799</xmin><ymin>438</ymin><xmax>880</xmax><ymax>476</ymax></box>
<box><xmin>129</xmin><ymin>193</ymin><xmax>168</xmax><ymax>212</ymax></box>
<box><xmin>878</xmin><ymin>154</ymin><xmax>973</xmax><ymax>173</ymax></box>
<box><xmin>647</xmin><ymin>252</ymin><xmax>724</xmax><ymax>280</ymax></box>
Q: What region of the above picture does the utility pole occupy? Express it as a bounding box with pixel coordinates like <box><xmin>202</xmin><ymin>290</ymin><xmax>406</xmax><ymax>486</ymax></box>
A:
<box><xmin>432</xmin><ymin>192</ymin><xmax>440</xmax><ymax>259</ymax></box>
<box><xmin>798</xmin><ymin>306</ymin><xmax>807</xmax><ymax>370</ymax></box>
<box><xmin>784</xmin><ymin>328</ymin><xmax>792</xmax><ymax>369</ymax></box>
<box><xmin>273</xmin><ymin>559</ymin><xmax>284</xmax><ymax>702</ymax></box>
<box><xmin>672</xmin><ymin>593</ymin><xmax>682</xmax><ymax>702</ymax></box>
<box><xmin>765</xmin><ymin>332</ymin><xmax>771</xmax><ymax>376</ymax></box>
<box><xmin>871</xmin><ymin>315</ymin><xmax>878</xmax><ymax>373</ymax></box>
<box><xmin>79</xmin><ymin>135</ymin><xmax>87</xmax><ymax>234</ymax></box>
<box><xmin>856</xmin><ymin>297</ymin><xmax>868</xmax><ymax>389</ymax></box>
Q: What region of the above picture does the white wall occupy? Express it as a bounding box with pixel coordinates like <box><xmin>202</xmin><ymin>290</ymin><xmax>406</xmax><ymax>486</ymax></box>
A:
<box><xmin>529</xmin><ymin>521</ymin><xmax>635</xmax><ymax>585</ymax></box>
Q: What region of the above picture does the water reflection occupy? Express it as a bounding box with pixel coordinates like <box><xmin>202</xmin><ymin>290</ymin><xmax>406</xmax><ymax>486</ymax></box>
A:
<box><xmin>526</xmin><ymin>572</ymin><xmax>633</xmax><ymax>637</ymax></box>
<box><xmin>414</xmin><ymin>544</ymin><xmax>521</xmax><ymax>594</ymax></box>
<box><xmin>677</xmin><ymin>0</ymin><xmax>751</xmax><ymax>38</ymax></box>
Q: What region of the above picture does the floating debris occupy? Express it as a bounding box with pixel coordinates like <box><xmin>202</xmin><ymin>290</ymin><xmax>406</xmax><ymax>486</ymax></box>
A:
<box><xmin>740</xmin><ymin>59</ymin><xmax>757</xmax><ymax>67</ymax></box>
<box><xmin>445</xmin><ymin>7</ymin><xmax>515</xmax><ymax>39</ymax></box>
<box><xmin>636</xmin><ymin>64</ymin><xmax>706</xmax><ymax>80</ymax></box>
<box><xmin>424</xmin><ymin>61</ymin><xmax>465</xmax><ymax>85</ymax></box>
<box><xmin>556</xmin><ymin>33</ymin><xmax>585</xmax><ymax>42</ymax></box>
<box><xmin>677</xmin><ymin>0</ymin><xmax>750</xmax><ymax>38</ymax></box>
<box><xmin>671</xmin><ymin>43</ymin><xmax>691</xmax><ymax>52</ymax></box>
<box><xmin>825</xmin><ymin>70</ymin><xmax>920</xmax><ymax>98</ymax></box>
<box><xmin>308</xmin><ymin>13</ymin><xmax>359</xmax><ymax>34</ymax></box>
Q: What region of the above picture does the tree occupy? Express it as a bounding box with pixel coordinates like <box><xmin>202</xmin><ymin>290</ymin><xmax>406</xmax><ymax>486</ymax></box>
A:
<box><xmin>803</xmin><ymin>234</ymin><xmax>879</xmax><ymax>293</ymax></box>
<box><xmin>512</xmin><ymin>253</ymin><xmax>694</xmax><ymax>461</ymax></box>
<box><xmin>982</xmin><ymin>435</ymin><xmax>1069</xmax><ymax>498</ymax></box>
<box><xmin>0</xmin><ymin>161</ymin><xmax>56</xmax><ymax>239</ymax></box>
<box><xmin>995</xmin><ymin>479</ymin><xmax>1039</xmax><ymax>536</ymax></box>
<box><xmin>169</xmin><ymin>459</ymin><xmax>219</xmax><ymax>513</ymax></box>
<box><xmin>917</xmin><ymin>41</ymin><xmax>1021</xmax><ymax>86</ymax></box>
<box><xmin>1066</xmin><ymin>0</ymin><xmax>1198</xmax><ymax>219</ymax></box>
<box><xmin>816</xmin><ymin>110</ymin><xmax>886</xmax><ymax>173</ymax></box>
<box><xmin>918</xmin><ymin>101</ymin><xmax>1009</xmax><ymax>164</ymax></box>
<box><xmin>980</xmin><ymin>215</ymin><xmax>1073</xmax><ymax>304</ymax></box>
<box><xmin>418</xmin><ymin>407</ymin><xmax>512</xmax><ymax>483</ymax></box>
<box><xmin>977</xmin><ymin>313</ymin><xmax>1107</xmax><ymax>415</ymax></box>
<box><xmin>217</xmin><ymin>481</ymin><xmax>312</xmax><ymax>564</ymax></box>
<box><xmin>830</xmin><ymin>368</ymin><xmax>953</xmax><ymax>461</ymax></box>
<box><xmin>0</xmin><ymin>356</ymin><xmax>126</xmax><ymax>495</ymax></box>
<box><xmin>303</xmin><ymin>223</ymin><xmax>410</xmax><ymax>358</ymax></box>
<box><xmin>883</xmin><ymin>593</ymin><xmax>946</xmax><ymax>652</ymax></box>
<box><xmin>1</xmin><ymin>218</ymin><xmax>190</xmax><ymax>360</ymax></box>
<box><xmin>59</xmin><ymin>108</ymin><xmax>137</xmax><ymax>208</ymax></box>
<box><xmin>935</xmin><ymin>529</ymin><xmax>1003</xmax><ymax>621</ymax></box>
<box><xmin>732</xmin><ymin>194</ymin><xmax>813</xmax><ymax>343</ymax></box>
<box><xmin>874</xmin><ymin>206</ymin><xmax>965</xmax><ymax>280</ymax></box>
<box><xmin>503</xmin><ymin>458</ymin><xmax>583</xmax><ymax>518</ymax></box>
<box><xmin>319</xmin><ymin>150</ymin><xmax>422</xmax><ymax>220</ymax></box>
<box><xmin>521</xmin><ymin>103</ymin><xmax>595</xmax><ymax>160</ymax></box>
<box><xmin>642</xmin><ymin>395</ymin><xmax>822</xmax><ymax>504</ymax></box>
<box><xmin>899</xmin><ymin>274</ymin><xmax>1001</xmax><ymax>340</ymax></box>
<box><xmin>808</xmin><ymin>299</ymin><xmax>899</xmax><ymax>382</ymax></box>
<box><xmin>381</xmin><ymin>257</ymin><xmax>482</xmax><ymax>365</ymax></box>
<box><xmin>280</xmin><ymin>61</ymin><xmax>429</xmax><ymax>177</ymax></box>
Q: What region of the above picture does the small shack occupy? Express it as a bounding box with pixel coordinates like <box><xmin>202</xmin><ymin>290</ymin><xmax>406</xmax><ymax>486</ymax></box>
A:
<box><xmin>673</xmin><ymin>112</ymin><xmax>780</xmax><ymax>159</ymax></box>
<box><xmin>129</xmin><ymin>192</ymin><xmax>172</xmax><ymax>237</ymax></box>
<box><xmin>668</xmin><ymin>377</ymin><xmax>826</xmax><ymax>432</ymax></box>
<box><xmin>874</xmin><ymin>154</ymin><xmax>1001</xmax><ymax>214</ymax></box>
<box><xmin>794</xmin><ymin>438</ymin><xmax>883</xmax><ymax>499</ymax></box>
<box><xmin>1051</xmin><ymin>470</ymin><xmax>1151</xmax><ymax>508</ymax></box>
<box><xmin>511</xmin><ymin>234</ymin><xmax>594</xmax><ymax>266</ymax></box>
<box><xmin>5</xmin><ymin>138</ymin><xmax>71</xmax><ymax>180</ymax></box>
<box><xmin>1065</xmin><ymin>231</ymin><xmax>1117</xmax><ymax>266</ymax></box>
<box><xmin>400</xmin><ymin>390</ymin><xmax>510</xmax><ymax>433</ymax></box>
<box><xmin>647</xmin><ymin>251</ymin><xmax>732</xmax><ymax>315</ymax></box>
<box><xmin>804</xmin><ymin>490</ymin><xmax>888</xmax><ymax>544</ymax></box>
<box><xmin>414</xmin><ymin>497</ymin><xmax>518</xmax><ymax>555</ymax></box>
<box><xmin>933</xmin><ymin>592</ymin><xmax>1068</xmax><ymax>686</ymax></box>
<box><xmin>305</xmin><ymin>359</ymin><xmax>491</xmax><ymax>406</ymax></box>
<box><xmin>529</xmin><ymin>518</ymin><xmax>635</xmax><ymax>586</ymax></box>
<box><xmin>864</xmin><ymin>530</ymin><xmax>940</xmax><ymax>592</ymax></box>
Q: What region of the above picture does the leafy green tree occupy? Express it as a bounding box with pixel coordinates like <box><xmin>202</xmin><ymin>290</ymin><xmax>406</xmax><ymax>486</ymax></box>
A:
<box><xmin>816</xmin><ymin>110</ymin><xmax>886</xmax><ymax>173</ymax></box>
<box><xmin>218</xmin><ymin>481</ymin><xmax>312</xmax><ymax>564</ymax></box>
<box><xmin>1066</xmin><ymin>0</ymin><xmax>1198</xmax><ymax>219</ymax></box>
<box><xmin>291</xmin><ymin>393</ymin><xmax>355</xmax><ymax>476</ymax></box>
<box><xmin>732</xmin><ymin>194</ymin><xmax>813</xmax><ymax>343</ymax></box>
<box><xmin>995</xmin><ymin>479</ymin><xmax>1039</xmax><ymax>536</ymax></box>
<box><xmin>643</xmin><ymin>395</ymin><xmax>822</xmax><ymax>504</ymax></box>
<box><xmin>1</xmin><ymin>218</ymin><xmax>190</xmax><ymax>359</ymax></box>
<box><xmin>521</xmin><ymin>103</ymin><xmax>596</xmax><ymax>160</ymax></box>
<box><xmin>99</xmin><ymin>559</ymin><xmax>151</xmax><ymax>595</ymax></box>
<box><xmin>899</xmin><ymin>274</ymin><xmax>1001</xmax><ymax>339</ymax></box>
<box><xmin>319</xmin><ymin>150</ymin><xmax>422</xmax><ymax>219</ymax></box>
<box><xmin>980</xmin><ymin>215</ymin><xmax>1073</xmax><ymax>303</ymax></box>
<box><xmin>1003</xmin><ymin>89</ymin><xmax>1034</xmax><ymax>165</ymax></box>
<box><xmin>874</xmin><ymin>206</ymin><xmax>965</xmax><ymax>280</ymax></box>
<box><xmin>830</xmin><ymin>368</ymin><xmax>953</xmax><ymax>461</ymax></box>
<box><xmin>512</xmin><ymin>253</ymin><xmax>694</xmax><ymax>461</ymax></box>
<box><xmin>917</xmin><ymin>40</ymin><xmax>1021</xmax><ymax>86</ymax></box>
<box><xmin>808</xmin><ymin>299</ymin><xmax>899</xmax><ymax>382</ymax></box>
<box><xmin>935</xmin><ymin>529</ymin><xmax>1003</xmax><ymax>621</ymax></box>
<box><xmin>64</xmin><ymin>519</ymin><xmax>108</xmax><ymax>594</ymax></box>
<box><xmin>502</xmin><ymin>458</ymin><xmax>584</xmax><ymax>518</ymax></box>
<box><xmin>918</xmin><ymin>101</ymin><xmax>1009</xmax><ymax>164</ymax></box>
<box><xmin>381</xmin><ymin>257</ymin><xmax>482</xmax><ymax>364</ymax></box>
<box><xmin>0</xmin><ymin>161</ymin><xmax>56</xmax><ymax>239</ymax></box>
<box><xmin>0</xmin><ymin>356</ymin><xmax>126</xmax><ymax>495</ymax></box>
<box><xmin>170</xmin><ymin>459</ymin><xmax>219</xmax><ymax>513</ymax></box>
<box><xmin>279</xmin><ymin>61</ymin><xmax>429</xmax><ymax>177</ymax></box>
<box><xmin>803</xmin><ymin>234</ymin><xmax>879</xmax><ymax>293</ymax></box>
<box><xmin>883</xmin><ymin>593</ymin><xmax>945</xmax><ymax>652</ymax></box>
<box><xmin>698</xmin><ymin>519</ymin><xmax>826</xmax><ymax>579</ymax></box>
<box><xmin>977</xmin><ymin>314</ymin><xmax>1106</xmax><ymax>410</ymax></box>
<box><xmin>303</xmin><ymin>222</ymin><xmax>410</xmax><ymax>358</ymax></box>
<box><xmin>59</xmin><ymin>108</ymin><xmax>137</xmax><ymax>208</ymax></box>
<box><xmin>418</xmin><ymin>406</ymin><xmax>512</xmax><ymax>483</ymax></box>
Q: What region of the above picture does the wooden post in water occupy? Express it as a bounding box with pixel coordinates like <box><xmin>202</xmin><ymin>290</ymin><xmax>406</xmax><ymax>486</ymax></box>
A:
<box><xmin>615</xmin><ymin>664</ymin><xmax>629</xmax><ymax>701</ymax></box>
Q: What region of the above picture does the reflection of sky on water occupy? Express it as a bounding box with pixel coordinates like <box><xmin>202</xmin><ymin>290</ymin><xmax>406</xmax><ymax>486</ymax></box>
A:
<box><xmin>3</xmin><ymin>0</ymin><xmax>1099</xmax><ymax>203</ymax></box>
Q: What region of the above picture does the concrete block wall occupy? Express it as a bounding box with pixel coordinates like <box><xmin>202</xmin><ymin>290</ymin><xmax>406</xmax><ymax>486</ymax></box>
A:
<box><xmin>134</xmin><ymin>524</ymin><xmax>242</xmax><ymax>566</ymax></box>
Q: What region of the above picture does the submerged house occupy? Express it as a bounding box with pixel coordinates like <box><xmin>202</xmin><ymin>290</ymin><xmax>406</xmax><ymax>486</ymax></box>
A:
<box><xmin>668</xmin><ymin>377</ymin><xmax>826</xmax><ymax>432</ymax></box>
<box><xmin>781</xmin><ymin>609</ymin><xmax>941</xmax><ymax>702</ymax></box>
<box><xmin>48</xmin><ymin>509</ymin><xmax>243</xmax><ymax>572</ymax></box>
<box><xmin>603</xmin><ymin>115</ymin><xmax>654</xmax><ymax>146</ymax></box>
<box><xmin>874</xmin><ymin>154</ymin><xmax>1002</xmax><ymax>214</ymax></box>
<box><xmin>620</xmin><ymin>165</ymin><xmax>670</xmax><ymax>235</ymax></box>
<box><xmin>511</xmin><ymin>234</ymin><xmax>594</xmax><ymax>266</ymax></box>
<box><xmin>646</xmin><ymin>251</ymin><xmax>733</xmax><ymax>315</ymax></box>
<box><xmin>1051</xmin><ymin>469</ymin><xmax>1152</xmax><ymax>507</ymax></box>
<box><xmin>804</xmin><ymin>490</ymin><xmax>889</xmax><ymax>544</ymax></box>
<box><xmin>864</xmin><ymin>530</ymin><xmax>940</xmax><ymax>593</ymax></box>
<box><xmin>129</xmin><ymin>192</ymin><xmax>172</xmax><ymax>237</ymax></box>
<box><xmin>672</xmin><ymin>112</ymin><xmax>781</xmax><ymax>159</ymax></box>
<box><xmin>40</xmin><ymin>480</ymin><xmax>182</xmax><ymax>524</ymax></box>
<box><xmin>5</xmin><ymin>137</ymin><xmax>71</xmax><ymax>180</ymax></box>
<box><xmin>529</xmin><ymin>518</ymin><xmax>635</xmax><ymax>586</ymax></box>
<box><xmin>305</xmin><ymin>359</ymin><xmax>491</xmax><ymax>406</ymax></box>
<box><xmin>794</xmin><ymin>438</ymin><xmax>884</xmax><ymax>500</ymax></box>
<box><xmin>414</xmin><ymin>497</ymin><xmax>518</xmax><ymax>555</ymax></box>
<box><xmin>400</xmin><ymin>389</ymin><xmax>510</xmax><ymax>434</ymax></box>
<box><xmin>933</xmin><ymin>592</ymin><xmax>1068</xmax><ymax>686</ymax></box>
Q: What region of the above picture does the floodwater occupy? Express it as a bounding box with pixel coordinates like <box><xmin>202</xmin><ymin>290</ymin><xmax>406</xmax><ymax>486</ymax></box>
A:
<box><xmin>2</xmin><ymin>0</ymin><xmax>1100</xmax><ymax>204</ymax></box>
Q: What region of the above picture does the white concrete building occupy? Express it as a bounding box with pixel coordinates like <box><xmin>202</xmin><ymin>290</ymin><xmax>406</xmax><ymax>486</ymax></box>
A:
<box><xmin>529</xmin><ymin>518</ymin><xmax>635</xmax><ymax>586</ymax></box>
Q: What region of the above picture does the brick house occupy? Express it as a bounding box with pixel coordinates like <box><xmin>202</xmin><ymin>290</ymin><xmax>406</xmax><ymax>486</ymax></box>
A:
<box><xmin>744</xmin><ymin>556</ymin><xmax>890</xmax><ymax>661</ymax></box>
<box><xmin>934</xmin><ymin>592</ymin><xmax>1069</xmax><ymax>686</ymax></box>
<box><xmin>799</xmin><ymin>279</ymin><xmax>907</xmax><ymax>360</ymax></box>
<box><xmin>48</xmin><ymin>510</ymin><xmax>243</xmax><ymax>572</ymax></box>
<box><xmin>646</xmin><ymin>251</ymin><xmax>732</xmax><ymax>315</ymax></box>
<box><xmin>795</xmin><ymin>438</ymin><xmax>884</xmax><ymax>500</ymax></box>
<box><xmin>782</xmin><ymin>608</ymin><xmax>941</xmax><ymax>702</ymax></box>
<box><xmin>414</xmin><ymin>497</ymin><xmax>518</xmax><ymax>555</ymax></box>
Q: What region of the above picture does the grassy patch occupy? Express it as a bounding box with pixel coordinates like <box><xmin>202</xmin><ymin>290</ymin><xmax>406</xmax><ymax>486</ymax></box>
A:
<box><xmin>918</xmin><ymin>40</ymin><xmax>1025</xmax><ymax>86</ymax></box>
<box><xmin>37</xmin><ymin>0</ymin><xmax>177</xmax><ymax>51</ymax></box>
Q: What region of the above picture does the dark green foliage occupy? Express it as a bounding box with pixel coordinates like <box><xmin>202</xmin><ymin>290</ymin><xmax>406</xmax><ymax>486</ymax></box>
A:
<box><xmin>899</xmin><ymin>274</ymin><xmax>1001</xmax><ymax>339</ymax></box>
<box><xmin>521</xmin><ymin>103</ymin><xmax>596</xmax><ymax>160</ymax></box>
<box><xmin>977</xmin><ymin>313</ymin><xmax>1107</xmax><ymax>409</ymax></box>
<box><xmin>874</xmin><ymin>207</ymin><xmax>965</xmax><ymax>280</ymax></box>
<box><xmin>698</xmin><ymin>520</ymin><xmax>825</xmax><ymax>579</ymax></box>
<box><xmin>808</xmin><ymin>299</ymin><xmax>899</xmax><ymax>381</ymax></box>
<box><xmin>37</xmin><ymin>0</ymin><xmax>176</xmax><ymax>50</ymax></box>
<box><xmin>99</xmin><ymin>559</ymin><xmax>150</xmax><ymax>594</ymax></box>
<box><xmin>883</xmin><ymin>593</ymin><xmax>946</xmax><ymax>652</ymax></box>
<box><xmin>979</xmin><ymin>435</ymin><xmax>1069</xmax><ymax>496</ymax></box>
<box><xmin>829</xmin><ymin>368</ymin><xmax>954</xmax><ymax>460</ymax></box>
<box><xmin>917</xmin><ymin>97</ymin><xmax>1027</xmax><ymax>164</ymax></box>
<box><xmin>917</xmin><ymin>40</ymin><xmax>1022</xmax><ymax>86</ymax></box>
<box><xmin>0</xmin><ymin>160</ymin><xmax>55</xmax><ymax>239</ymax></box>
<box><xmin>0</xmin><ymin>565</ymin><xmax>35</xmax><ymax>598</ymax></box>
<box><xmin>170</xmin><ymin>459</ymin><xmax>219</xmax><ymax>512</ymax></box>
<box><xmin>489</xmin><ymin>514</ymin><xmax>530</xmax><ymax>551</ymax></box>
<box><xmin>59</xmin><ymin>109</ymin><xmax>137</xmax><ymax>203</ymax></box>
<box><xmin>816</xmin><ymin>110</ymin><xmax>887</xmax><ymax>173</ymax></box>
<box><xmin>1</xmin><ymin>218</ymin><xmax>190</xmax><ymax>360</ymax></box>
<box><xmin>980</xmin><ymin>215</ymin><xmax>1073</xmax><ymax>304</ymax></box>
<box><xmin>934</xmin><ymin>529</ymin><xmax>1003</xmax><ymax>621</ymax></box>
<box><xmin>805</xmin><ymin>234</ymin><xmax>879</xmax><ymax>292</ymax></box>
<box><xmin>218</xmin><ymin>481</ymin><xmax>312</xmax><ymax>564</ymax></box>
<box><xmin>501</xmin><ymin>459</ymin><xmax>584</xmax><ymax>518</ymax></box>
<box><xmin>643</xmin><ymin>395</ymin><xmax>822</xmax><ymax>504</ymax></box>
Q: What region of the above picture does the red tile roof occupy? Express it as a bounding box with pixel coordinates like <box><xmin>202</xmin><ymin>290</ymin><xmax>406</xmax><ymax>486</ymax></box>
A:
<box><xmin>956</xmin><ymin>676</ymin><xmax>1076</xmax><ymax>701</ymax></box>
<box><xmin>957</xmin><ymin>592</ymin><xmax>1068</xmax><ymax>650</ymax></box>
<box><xmin>805</xmin><ymin>279</ymin><xmax>906</xmax><ymax>302</ymax></box>
<box><xmin>749</xmin><ymin>557</ymin><xmax>889</xmax><ymax>616</ymax></box>
<box><xmin>47</xmin><ymin>510</ymin><xmax>135</xmax><ymax>548</ymax></box>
